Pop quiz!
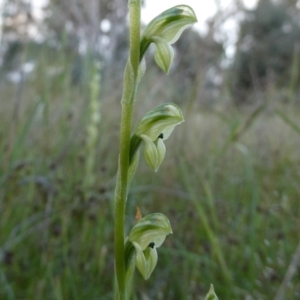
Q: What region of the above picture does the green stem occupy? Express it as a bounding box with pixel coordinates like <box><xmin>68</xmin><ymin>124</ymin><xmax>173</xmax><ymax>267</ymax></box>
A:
<box><xmin>114</xmin><ymin>1</ymin><xmax>141</xmax><ymax>299</ymax></box>
<box><xmin>114</xmin><ymin>103</ymin><xmax>134</xmax><ymax>300</ymax></box>
<box><xmin>129</xmin><ymin>0</ymin><xmax>141</xmax><ymax>77</ymax></box>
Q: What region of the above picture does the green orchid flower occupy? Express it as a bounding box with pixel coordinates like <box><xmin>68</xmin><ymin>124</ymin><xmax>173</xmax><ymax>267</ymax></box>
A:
<box><xmin>204</xmin><ymin>284</ymin><xmax>218</xmax><ymax>300</ymax></box>
<box><xmin>140</xmin><ymin>5</ymin><xmax>197</xmax><ymax>73</ymax></box>
<box><xmin>127</xmin><ymin>213</ymin><xmax>172</xmax><ymax>280</ymax></box>
<box><xmin>130</xmin><ymin>103</ymin><xmax>184</xmax><ymax>171</ymax></box>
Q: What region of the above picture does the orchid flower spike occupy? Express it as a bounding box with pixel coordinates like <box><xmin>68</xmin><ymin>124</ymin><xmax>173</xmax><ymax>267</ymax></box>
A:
<box><xmin>130</xmin><ymin>103</ymin><xmax>184</xmax><ymax>172</ymax></box>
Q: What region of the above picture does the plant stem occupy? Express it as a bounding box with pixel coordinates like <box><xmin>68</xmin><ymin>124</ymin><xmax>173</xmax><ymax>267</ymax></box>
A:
<box><xmin>129</xmin><ymin>0</ymin><xmax>141</xmax><ymax>77</ymax></box>
<box><xmin>114</xmin><ymin>1</ymin><xmax>141</xmax><ymax>299</ymax></box>
<box><xmin>114</xmin><ymin>103</ymin><xmax>134</xmax><ymax>300</ymax></box>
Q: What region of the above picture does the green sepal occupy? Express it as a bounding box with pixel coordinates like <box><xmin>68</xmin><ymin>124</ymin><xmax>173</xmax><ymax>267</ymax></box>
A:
<box><xmin>141</xmin><ymin>134</ymin><xmax>160</xmax><ymax>172</ymax></box>
<box><xmin>152</xmin><ymin>36</ymin><xmax>174</xmax><ymax>74</ymax></box>
<box><xmin>135</xmin><ymin>103</ymin><xmax>184</xmax><ymax>141</ymax></box>
<box><xmin>155</xmin><ymin>138</ymin><xmax>166</xmax><ymax>171</ymax></box>
<box><xmin>204</xmin><ymin>284</ymin><xmax>218</xmax><ymax>300</ymax></box>
<box><xmin>128</xmin><ymin>213</ymin><xmax>172</xmax><ymax>250</ymax></box>
<box><xmin>139</xmin><ymin>134</ymin><xmax>166</xmax><ymax>172</ymax></box>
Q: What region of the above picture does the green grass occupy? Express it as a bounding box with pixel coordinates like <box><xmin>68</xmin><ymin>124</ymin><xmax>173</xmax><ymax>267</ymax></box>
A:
<box><xmin>1</xmin><ymin>51</ymin><xmax>300</xmax><ymax>299</ymax></box>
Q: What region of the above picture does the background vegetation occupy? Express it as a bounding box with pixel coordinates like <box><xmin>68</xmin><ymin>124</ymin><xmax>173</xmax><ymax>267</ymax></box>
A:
<box><xmin>0</xmin><ymin>0</ymin><xmax>300</xmax><ymax>299</ymax></box>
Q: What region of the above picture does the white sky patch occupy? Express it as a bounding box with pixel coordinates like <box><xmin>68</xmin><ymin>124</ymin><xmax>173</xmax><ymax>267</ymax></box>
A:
<box><xmin>101</xmin><ymin>19</ymin><xmax>111</xmax><ymax>33</ymax></box>
<box><xmin>31</xmin><ymin>0</ymin><xmax>48</xmax><ymax>21</ymax></box>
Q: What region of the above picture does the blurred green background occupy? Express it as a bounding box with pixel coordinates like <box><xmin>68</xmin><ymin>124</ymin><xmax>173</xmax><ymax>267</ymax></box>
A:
<box><xmin>0</xmin><ymin>0</ymin><xmax>300</xmax><ymax>299</ymax></box>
